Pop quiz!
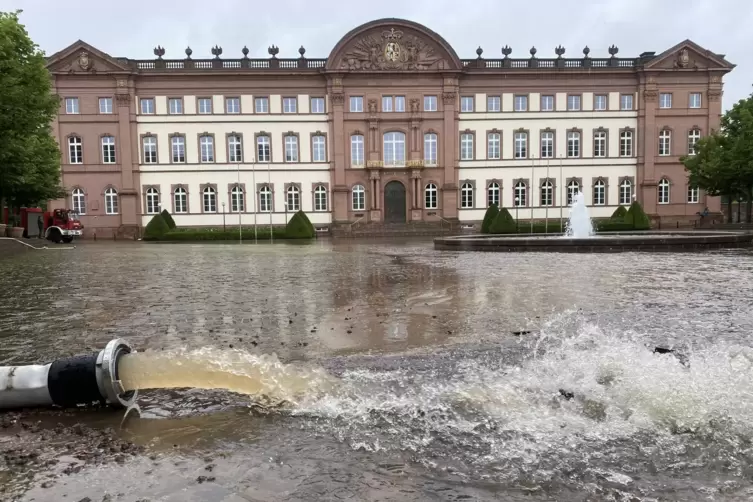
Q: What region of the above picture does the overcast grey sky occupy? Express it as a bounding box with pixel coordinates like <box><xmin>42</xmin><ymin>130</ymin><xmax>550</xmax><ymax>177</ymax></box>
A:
<box><xmin>5</xmin><ymin>0</ymin><xmax>751</xmax><ymax>109</ymax></box>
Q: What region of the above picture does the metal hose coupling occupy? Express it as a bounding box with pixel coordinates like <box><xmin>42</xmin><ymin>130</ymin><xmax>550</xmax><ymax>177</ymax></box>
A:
<box><xmin>0</xmin><ymin>338</ymin><xmax>137</xmax><ymax>410</ymax></box>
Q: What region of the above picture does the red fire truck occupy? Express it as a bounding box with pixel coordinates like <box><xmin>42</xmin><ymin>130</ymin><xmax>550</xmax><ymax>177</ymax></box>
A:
<box><xmin>43</xmin><ymin>209</ymin><xmax>84</xmax><ymax>243</ymax></box>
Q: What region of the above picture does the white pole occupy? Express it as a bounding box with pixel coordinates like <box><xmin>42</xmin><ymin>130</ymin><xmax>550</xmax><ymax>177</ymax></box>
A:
<box><xmin>252</xmin><ymin>157</ymin><xmax>257</xmax><ymax>244</ymax></box>
<box><xmin>268</xmin><ymin>161</ymin><xmax>273</xmax><ymax>244</ymax></box>
<box><xmin>545</xmin><ymin>158</ymin><xmax>550</xmax><ymax>233</ymax></box>
<box><xmin>559</xmin><ymin>156</ymin><xmax>564</xmax><ymax>231</ymax></box>
<box><xmin>238</xmin><ymin>163</ymin><xmax>242</xmax><ymax>244</ymax></box>
<box><xmin>530</xmin><ymin>156</ymin><xmax>534</xmax><ymax>233</ymax></box>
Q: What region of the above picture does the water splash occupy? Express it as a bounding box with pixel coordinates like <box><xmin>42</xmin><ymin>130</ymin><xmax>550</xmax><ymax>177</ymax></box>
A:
<box><xmin>564</xmin><ymin>192</ymin><xmax>594</xmax><ymax>238</ymax></box>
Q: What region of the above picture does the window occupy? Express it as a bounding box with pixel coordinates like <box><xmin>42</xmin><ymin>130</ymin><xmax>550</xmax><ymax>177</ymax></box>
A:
<box><xmin>687</xmin><ymin>185</ymin><xmax>700</xmax><ymax>203</ymax></box>
<box><xmin>567</xmin><ymin>181</ymin><xmax>580</xmax><ymax>206</ymax></box>
<box><xmin>314</xmin><ymin>185</ymin><xmax>328</xmax><ymax>211</ymax></box>
<box><xmin>256</xmin><ymin>135</ymin><xmax>271</xmax><ymax>163</ymax></box>
<box><xmin>424</xmin><ymin>133</ymin><xmax>437</xmax><ymax>165</ymax></box>
<box><xmin>594</xmin><ymin>95</ymin><xmax>607</xmax><ymax>111</ymax></box>
<box><xmin>255</xmin><ymin>97</ymin><xmax>269</xmax><ymax>113</ymax></box>
<box><xmin>352</xmin><ymin>185</ymin><xmax>365</xmax><ymax>211</ymax></box>
<box><xmin>350</xmin><ymin>96</ymin><xmax>363</xmax><ymax>112</ymax></box>
<box><xmin>514</xmin><ymin>95</ymin><xmax>528</xmax><ymax>112</ymax></box>
<box><xmin>659</xmin><ymin>130</ymin><xmax>671</xmax><ymax>156</ymax></box>
<box><xmin>488</xmin><ymin>182</ymin><xmax>500</xmax><ymax>207</ymax></box>
<box><xmin>72</xmin><ymin>188</ymin><xmax>86</xmax><ymax>214</ymax></box>
<box><xmin>382</xmin><ymin>96</ymin><xmax>393</xmax><ymax>112</ymax></box>
<box><xmin>540</xmin><ymin>180</ymin><xmax>553</xmax><ymax>207</ymax></box>
<box><xmin>105</xmin><ymin>187</ymin><xmax>119</xmax><ymax>215</ymax></box>
<box><xmin>540</xmin><ymin>95</ymin><xmax>554</xmax><ymax>111</ymax></box>
<box><xmin>514</xmin><ymin>132</ymin><xmax>528</xmax><ymax>159</ymax></box>
<box><xmin>199</xmin><ymin>135</ymin><xmax>214</xmax><ymax>163</ymax></box>
<box><xmin>101</xmin><ymin>136</ymin><xmax>116</xmax><ymax>164</ymax></box>
<box><xmin>460</xmin><ymin>133</ymin><xmax>474</xmax><ymax>160</ymax></box>
<box><xmin>659</xmin><ymin>93</ymin><xmax>672</xmax><ymax>109</ymax></box>
<box><xmin>312</xmin><ymin>135</ymin><xmax>327</xmax><ymax>162</ymax></box>
<box><xmin>487</xmin><ymin>132</ymin><xmax>501</xmax><ymax>160</ymax></box>
<box><xmin>460</xmin><ymin>183</ymin><xmax>474</xmax><ymax>208</ymax></box>
<box><xmin>259</xmin><ymin>185</ymin><xmax>272</xmax><ymax>212</ymax></box>
<box><xmin>198</xmin><ymin>98</ymin><xmax>212</xmax><ymax>114</ymax></box>
<box><xmin>688</xmin><ymin>129</ymin><xmax>701</xmax><ymax>155</ymax></box>
<box><xmin>311</xmin><ymin>97</ymin><xmax>325</xmax><ymax>113</ymax></box>
<box><xmin>425</xmin><ymin>183</ymin><xmax>438</xmax><ymax>209</ymax></box>
<box><xmin>65</xmin><ymin>97</ymin><xmax>79</xmax><ymax>114</ymax></box>
<box><xmin>145</xmin><ymin>187</ymin><xmax>160</xmax><ymax>214</ymax></box>
<box><xmin>658</xmin><ymin>178</ymin><xmax>670</xmax><ymax>204</ymax></box>
<box><xmin>142</xmin><ymin>136</ymin><xmax>157</xmax><ymax>164</ymax></box>
<box><xmin>282</xmin><ymin>97</ymin><xmax>297</xmax><ymax>113</ymax></box>
<box><xmin>514</xmin><ymin>181</ymin><xmax>527</xmax><ymax>207</ymax></box>
<box><xmin>689</xmin><ymin>93</ymin><xmax>702</xmax><ymax>109</ymax></box>
<box><xmin>567</xmin><ymin>131</ymin><xmax>581</xmax><ymax>158</ymax></box>
<box><xmin>173</xmin><ymin>187</ymin><xmax>187</xmax><ymax>213</ymax></box>
<box><xmin>541</xmin><ymin>131</ymin><xmax>554</xmax><ymax>158</ymax></box>
<box><xmin>487</xmin><ymin>96</ymin><xmax>501</xmax><ymax>112</ymax></box>
<box><xmin>593</xmin><ymin>130</ymin><xmax>607</xmax><ymax>158</ymax></box>
<box><xmin>169</xmin><ymin>98</ymin><xmax>183</xmax><ymax>114</ymax></box>
<box><xmin>383</xmin><ymin>132</ymin><xmax>406</xmax><ymax>166</ymax></box>
<box><xmin>461</xmin><ymin>96</ymin><xmax>474</xmax><ymax>112</ymax></box>
<box><xmin>395</xmin><ymin>96</ymin><xmax>406</xmax><ymax>112</ymax></box>
<box><xmin>140</xmin><ymin>98</ymin><xmax>155</xmax><ymax>114</ymax></box>
<box><xmin>620</xmin><ymin>130</ymin><xmax>633</xmax><ymax>157</ymax></box>
<box><xmin>351</xmin><ymin>134</ymin><xmax>364</xmax><ymax>166</ymax></box>
<box><xmin>619</xmin><ymin>179</ymin><xmax>632</xmax><ymax>205</ymax></box>
<box><xmin>284</xmin><ymin>135</ymin><xmax>299</xmax><ymax>162</ymax></box>
<box><xmin>203</xmin><ymin>186</ymin><xmax>217</xmax><ymax>213</ymax></box>
<box><xmin>228</xmin><ymin>134</ymin><xmax>243</xmax><ymax>163</ymax></box>
<box><xmin>171</xmin><ymin>136</ymin><xmax>186</xmax><ymax>163</ymax></box>
<box><xmin>593</xmin><ymin>179</ymin><xmax>606</xmax><ymax>205</ymax></box>
<box><xmin>225</xmin><ymin>97</ymin><xmax>241</xmax><ymax>114</ymax></box>
<box><xmin>68</xmin><ymin>136</ymin><xmax>83</xmax><ymax>164</ymax></box>
<box><xmin>286</xmin><ymin>186</ymin><xmax>301</xmax><ymax>211</ymax></box>
<box><xmin>567</xmin><ymin>95</ymin><xmax>581</xmax><ymax>111</ymax></box>
<box><xmin>231</xmin><ymin>185</ymin><xmax>244</xmax><ymax>212</ymax></box>
<box><xmin>424</xmin><ymin>95</ymin><xmax>437</xmax><ymax>111</ymax></box>
<box><xmin>99</xmin><ymin>98</ymin><xmax>113</xmax><ymax>114</ymax></box>
<box><xmin>620</xmin><ymin>94</ymin><xmax>634</xmax><ymax>110</ymax></box>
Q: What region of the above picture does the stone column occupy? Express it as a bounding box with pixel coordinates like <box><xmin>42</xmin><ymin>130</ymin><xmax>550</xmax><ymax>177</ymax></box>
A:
<box><xmin>638</xmin><ymin>80</ymin><xmax>658</xmax><ymax>215</ymax></box>
<box><xmin>329</xmin><ymin>77</ymin><xmax>348</xmax><ymax>223</ymax></box>
<box><xmin>115</xmin><ymin>84</ymin><xmax>138</xmax><ymax>228</ymax></box>
<box><xmin>441</xmin><ymin>80</ymin><xmax>459</xmax><ymax>219</ymax></box>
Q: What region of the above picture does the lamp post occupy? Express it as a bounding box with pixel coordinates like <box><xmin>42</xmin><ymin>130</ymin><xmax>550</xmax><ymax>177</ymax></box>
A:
<box><xmin>284</xmin><ymin>201</ymin><xmax>288</xmax><ymax>224</ymax></box>
<box><xmin>221</xmin><ymin>202</ymin><xmax>226</xmax><ymax>232</ymax></box>
<box><xmin>515</xmin><ymin>196</ymin><xmax>520</xmax><ymax>232</ymax></box>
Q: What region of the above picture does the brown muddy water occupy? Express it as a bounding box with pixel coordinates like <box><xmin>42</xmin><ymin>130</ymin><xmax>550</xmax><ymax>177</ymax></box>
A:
<box><xmin>2</xmin><ymin>239</ymin><xmax>753</xmax><ymax>501</ymax></box>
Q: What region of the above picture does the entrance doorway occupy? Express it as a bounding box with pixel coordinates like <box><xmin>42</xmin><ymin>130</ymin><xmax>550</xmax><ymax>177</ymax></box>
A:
<box><xmin>383</xmin><ymin>181</ymin><xmax>407</xmax><ymax>223</ymax></box>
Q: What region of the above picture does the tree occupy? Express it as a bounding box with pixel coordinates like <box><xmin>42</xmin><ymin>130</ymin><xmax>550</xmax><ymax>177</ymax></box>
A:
<box><xmin>285</xmin><ymin>210</ymin><xmax>315</xmax><ymax>238</ymax></box>
<box><xmin>143</xmin><ymin>213</ymin><xmax>170</xmax><ymax>240</ymax></box>
<box><xmin>0</xmin><ymin>10</ymin><xmax>63</xmax><ymax>220</ymax></box>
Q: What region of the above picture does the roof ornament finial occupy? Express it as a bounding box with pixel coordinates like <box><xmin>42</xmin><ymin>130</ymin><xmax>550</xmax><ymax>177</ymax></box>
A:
<box><xmin>153</xmin><ymin>46</ymin><xmax>165</xmax><ymax>59</ymax></box>
<box><xmin>298</xmin><ymin>46</ymin><xmax>306</xmax><ymax>57</ymax></box>
<box><xmin>608</xmin><ymin>45</ymin><xmax>619</xmax><ymax>57</ymax></box>
<box><xmin>529</xmin><ymin>46</ymin><xmax>537</xmax><ymax>58</ymax></box>
<box><xmin>501</xmin><ymin>45</ymin><xmax>512</xmax><ymax>58</ymax></box>
<box><xmin>184</xmin><ymin>46</ymin><xmax>192</xmax><ymax>59</ymax></box>
<box><xmin>555</xmin><ymin>45</ymin><xmax>566</xmax><ymax>58</ymax></box>
<box><xmin>241</xmin><ymin>46</ymin><xmax>249</xmax><ymax>58</ymax></box>
<box><xmin>476</xmin><ymin>46</ymin><xmax>483</xmax><ymax>58</ymax></box>
<box><xmin>211</xmin><ymin>45</ymin><xmax>223</xmax><ymax>59</ymax></box>
<box><xmin>268</xmin><ymin>45</ymin><xmax>279</xmax><ymax>58</ymax></box>
<box><xmin>582</xmin><ymin>46</ymin><xmax>590</xmax><ymax>57</ymax></box>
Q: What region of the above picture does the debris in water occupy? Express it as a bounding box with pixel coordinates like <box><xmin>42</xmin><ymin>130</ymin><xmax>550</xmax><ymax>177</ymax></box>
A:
<box><xmin>512</xmin><ymin>330</ymin><xmax>532</xmax><ymax>336</ymax></box>
<box><xmin>559</xmin><ymin>389</ymin><xmax>575</xmax><ymax>400</ymax></box>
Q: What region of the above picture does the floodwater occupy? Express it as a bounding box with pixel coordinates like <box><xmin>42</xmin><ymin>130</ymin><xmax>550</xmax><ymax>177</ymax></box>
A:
<box><xmin>2</xmin><ymin>239</ymin><xmax>753</xmax><ymax>501</ymax></box>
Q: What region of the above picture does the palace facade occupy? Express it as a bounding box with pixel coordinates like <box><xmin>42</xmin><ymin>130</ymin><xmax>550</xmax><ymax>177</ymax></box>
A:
<box><xmin>45</xmin><ymin>18</ymin><xmax>734</xmax><ymax>236</ymax></box>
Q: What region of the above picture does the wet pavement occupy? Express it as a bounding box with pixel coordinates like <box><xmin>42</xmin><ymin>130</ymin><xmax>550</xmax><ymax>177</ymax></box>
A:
<box><xmin>2</xmin><ymin>239</ymin><xmax>753</xmax><ymax>501</ymax></box>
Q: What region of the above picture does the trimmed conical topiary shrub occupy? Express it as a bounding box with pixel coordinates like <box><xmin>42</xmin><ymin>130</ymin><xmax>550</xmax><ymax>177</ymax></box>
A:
<box><xmin>488</xmin><ymin>207</ymin><xmax>517</xmax><ymax>234</ymax></box>
<box><xmin>624</xmin><ymin>201</ymin><xmax>651</xmax><ymax>230</ymax></box>
<box><xmin>143</xmin><ymin>213</ymin><xmax>170</xmax><ymax>240</ymax></box>
<box><xmin>161</xmin><ymin>209</ymin><xmax>176</xmax><ymax>229</ymax></box>
<box><xmin>481</xmin><ymin>204</ymin><xmax>499</xmax><ymax>234</ymax></box>
<box><xmin>285</xmin><ymin>210</ymin><xmax>316</xmax><ymax>239</ymax></box>
<box><xmin>611</xmin><ymin>206</ymin><xmax>628</xmax><ymax>221</ymax></box>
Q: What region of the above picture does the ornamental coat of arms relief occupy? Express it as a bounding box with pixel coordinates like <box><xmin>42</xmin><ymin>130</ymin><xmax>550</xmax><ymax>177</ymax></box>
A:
<box><xmin>340</xmin><ymin>28</ymin><xmax>445</xmax><ymax>71</ymax></box>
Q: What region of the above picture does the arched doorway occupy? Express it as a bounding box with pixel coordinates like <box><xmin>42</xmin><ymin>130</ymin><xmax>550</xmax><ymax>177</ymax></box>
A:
<box><xmin>383</xmin><ymin>181</ymin><xmax>407</xmax><ymax>223</ymax></box>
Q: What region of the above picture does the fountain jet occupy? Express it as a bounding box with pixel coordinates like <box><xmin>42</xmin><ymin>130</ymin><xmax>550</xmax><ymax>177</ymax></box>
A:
<box><xmin>565</xmin><ymin>192</ymin><xmax>594</xmax><ymax>238</ymax></box>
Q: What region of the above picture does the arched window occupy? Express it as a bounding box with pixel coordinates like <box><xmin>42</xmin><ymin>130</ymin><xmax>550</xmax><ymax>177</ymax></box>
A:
<box><xmin>350</xmin><ymin>135</ymin><xmax>364</xmax><ymax>166</ymax></box>
<box><xmin>460</xmin><ymin>182</ymin><xmax>474</xmax><ymax>209</ymax></box>
<box><xmin>173</xmin><ymin>187</ymin><xmax>187</xmax><ymax>213</ymax></box>
<box><xmin>540</xmin><ymin>180</ymin><xmax>553</xmax><ymax>207</ymax></box>
<box><xmin>286</xmin><ymin>185</ymin><xmax>300</xmax><ymax>211</ymax></box>
<box><xmin>145</xmin><ymin>187</ymin><xmax>160</xmax><ymax>214</ymax></box>
<box><xmin>352</xmin><ymin>184</ymin><xmax>365</xmax><ymax>211</ymax></box>
<box><xmin>203</xmin><ymin>186</ymin><xmax>217</xmax><ymax>213</ymax></box>
<box><xmin>424</xmin><ymin>133</ymin><xmax>438</xmax><ymax>165</ymax></box>
<box><xmin>314</xmin><ymin>185</ymin><xmax>328</xmax><ymax>211</ymax></box>
<box><xmin>101</xmin><ymin>135</ymin><xmax>116</xmax><ymax>164</ymax></box>
<box><xmin>425</xmin><ymin>183</ymin><xmax>438</xmax><ymax>209</ymax></box>
<box><xmin>688</xmin><ymin>129</ymin><xmax>701</xmax><ymax>155</ymax></box>
<box><xmin>71</xmin><ymin>188</ymin><xmax>86</xmax><ymax>214</ymax></box>
<box><xmin>567</xmin><ymin>180</ymin><xmax>580</xmax><ymax>206</ymax></box>
<box><xmin>256</xmin><ymin>135</ymin><xmax>271</xmax><ymax>163</ymax></box>
<box><xmin>619</xmin><ymin>179</ymin><xmax>633</xmax><ymax>205</ymax></box>
<box><xmin>513</xmin><ymin>181</ymin><xmax>527</xmax><ymax>207</ymax></box>
<box><xmin>593</xmin><ymin>179</ymin><xmax>606</xmax><ymax>206</ymax></box>
<box><xmin>487</xmin><ymin>182</ymin><xmax>500</xmax><ymax>207</ymax></box>
<box><xmin>104</xmin><ymin>187</ymin><xmax>118</xmax><ymax>215</ymax></box>
<box><xmin>658</xmin><ymin>178</ymin><xmax>670</xmax><ymax>204</ymax></box>
<box><xmin>68</xmin><ymin>136</ymin><xmax>83</xmax><ymax>164</ymax></box>
<box><xmin>259</xmin><ymin>185</ymin><xmax>272</xmax><ymax>212</ymax></box>
<box><xmin>231</xmin><ymin>185</ymin><xmax>244</xmax><ymax>212</ymax></box>
<box><xmin>383</xmin><ymin>132</ymin><xmax>406</xmax><ymax>166</ymax></box>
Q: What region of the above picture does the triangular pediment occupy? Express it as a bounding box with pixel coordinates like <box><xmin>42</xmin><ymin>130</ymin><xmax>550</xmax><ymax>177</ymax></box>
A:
<box><xmin>644</xmin><ymin>39</ymin><xmax>734</xmax><ymax>70</ymax></box>
<box><xmin>46</xmin><ymin>40</ymin><xmax>133</xmax><ymax>75</ymax></box>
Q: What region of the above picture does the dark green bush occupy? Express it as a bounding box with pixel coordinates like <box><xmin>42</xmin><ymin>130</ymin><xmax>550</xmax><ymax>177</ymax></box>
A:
<box><xmin>151</xmin><ymin>227</ymin><xmax>288</xmax><ymax>241</ymax></box>
<box><xmin>285</xmin><ymin>211</ymin><xmax>316</xmax><ymax>239</ymax></box>
<box><xmin>480</xmin><ymin>204</ymin><xmax>499</xmax><ymax>234</ymax></box>
<box><xmin>611</xmin><ymin>206</ymin><xmax>628</xmax><ymax>221</ymax></box>
<box><xmin>625</xmin><ymin>201</ymin><xmax>651</xmax><ymax>230</ymax></box>
<box><xmin>143</xmin><ymin>213</ymin><xmax>170</xmax><ymax>240</ymax></box>
<box><xmin>161</xmin><ymin>209</ymin><xmax>177</xmax><ymax>229</ymax></box>
<box><xmin>595</xmin><ymin>221</ymin><xmax>636</xmax><ymax>232</ymax></box>
<box><xmin>488</xmin><ymin>208</ymin><xmax>517</xmax><ymax>234</ymax></box>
